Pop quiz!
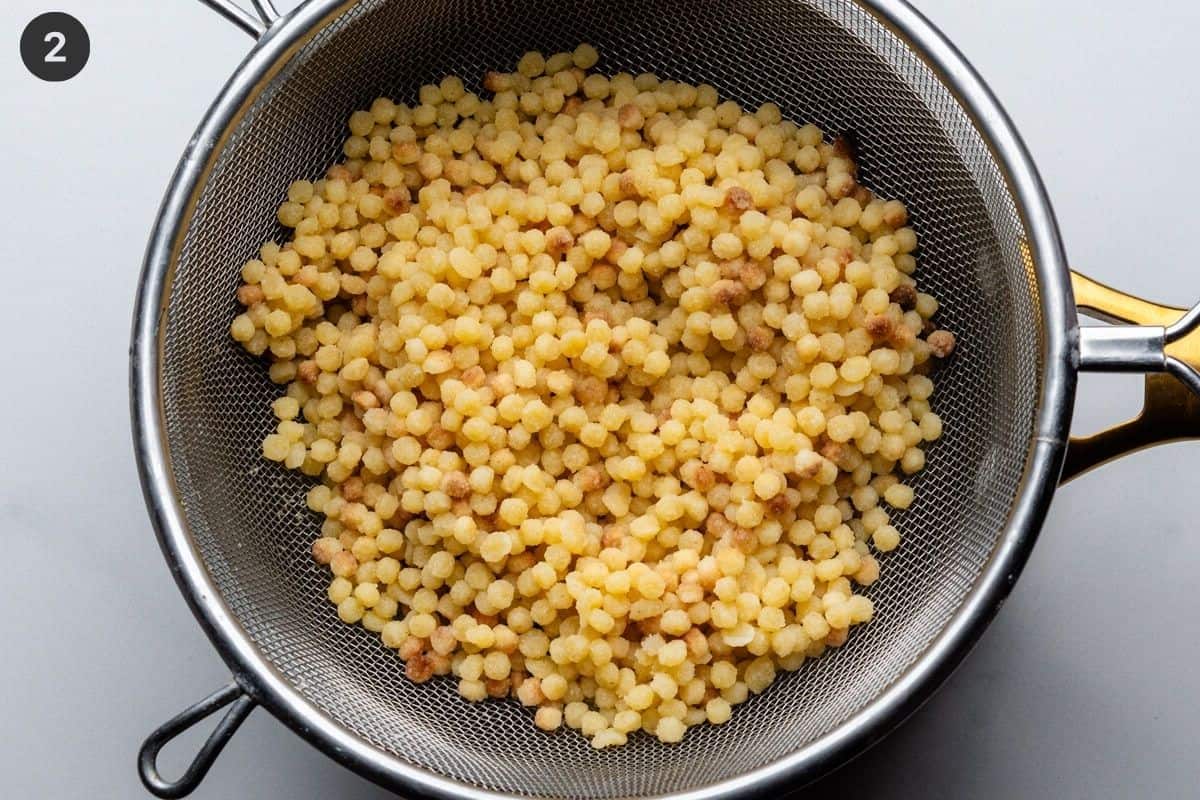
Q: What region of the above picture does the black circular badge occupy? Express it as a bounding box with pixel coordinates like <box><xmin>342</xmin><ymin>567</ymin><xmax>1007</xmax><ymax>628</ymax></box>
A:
<box><xmin>21</xmin><ymin>12</ymin><xmax>89</xmax><ymax>82</ymax></box>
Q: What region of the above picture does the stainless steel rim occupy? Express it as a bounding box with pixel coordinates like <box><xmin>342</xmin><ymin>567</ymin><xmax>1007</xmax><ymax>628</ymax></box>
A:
<box><xmin>130</xmin><ymin>0</ymin><xmax>1075</xmax><ymax>796</ymax></box>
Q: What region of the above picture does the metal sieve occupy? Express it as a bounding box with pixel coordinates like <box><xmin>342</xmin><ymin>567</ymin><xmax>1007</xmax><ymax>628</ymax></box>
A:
<box><xmin>131</xmin><ymin>1</ymin><xmax>1200</xmax><ymax>797</ymax></box>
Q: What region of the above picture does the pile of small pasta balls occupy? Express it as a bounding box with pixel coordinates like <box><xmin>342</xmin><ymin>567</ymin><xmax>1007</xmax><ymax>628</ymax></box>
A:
<box><xmin>230</xmin><ymin>44</ymin><xmax>956</xmax><ymax>749</ymax></box>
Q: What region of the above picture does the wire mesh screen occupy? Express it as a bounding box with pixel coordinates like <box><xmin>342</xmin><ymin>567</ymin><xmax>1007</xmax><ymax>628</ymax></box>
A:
<box><xmin>157</xmin><ymin>0</ymin><xmax>1043</xmax><ymax>796</ymax></box>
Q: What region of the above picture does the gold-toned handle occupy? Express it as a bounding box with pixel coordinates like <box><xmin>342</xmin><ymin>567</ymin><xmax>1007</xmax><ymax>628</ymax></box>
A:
<box><xmin>1063</xmin><ymin>271</ymin><xmax>1200</xmax><ymax>482</ymax></box>
<box><xmin>1071</xmin><ymin>272</ymin><xmax>1184</xmax><ymax>327</ymax></box>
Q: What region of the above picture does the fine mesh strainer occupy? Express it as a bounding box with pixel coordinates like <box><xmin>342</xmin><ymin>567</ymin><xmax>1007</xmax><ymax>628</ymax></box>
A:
<box><xmin>131</xmin><ymin>1</ymin><xmax>1200</xmax><ymax>797</ymax></box>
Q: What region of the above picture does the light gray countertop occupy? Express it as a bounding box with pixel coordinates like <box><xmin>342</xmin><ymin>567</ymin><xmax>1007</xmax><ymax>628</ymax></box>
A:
<box><xmin>2</xmin><ymin>1</ymin><xmax>1197</xmax><ymax>797</ymax></box>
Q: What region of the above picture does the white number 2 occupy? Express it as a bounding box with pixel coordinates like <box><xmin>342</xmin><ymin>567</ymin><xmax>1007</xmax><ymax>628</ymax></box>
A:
<box><xmin>44</xmin><ymin>31</ymin><xmax>66</xmax><ymax>63</ymax></box>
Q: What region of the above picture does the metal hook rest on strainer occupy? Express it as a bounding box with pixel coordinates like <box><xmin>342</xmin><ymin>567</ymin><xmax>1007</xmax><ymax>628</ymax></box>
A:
<box><xmin>132</xmin><ymin>1</ymin><xmax>1200</xmax><ymax>798</ymax></box>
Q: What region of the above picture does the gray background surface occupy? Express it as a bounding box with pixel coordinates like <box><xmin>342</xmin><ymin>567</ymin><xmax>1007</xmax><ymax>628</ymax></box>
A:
<box><xmin>2</xmin><ymin>1</ymin><xmax>1197</xmax><ymax>797</ymax></box>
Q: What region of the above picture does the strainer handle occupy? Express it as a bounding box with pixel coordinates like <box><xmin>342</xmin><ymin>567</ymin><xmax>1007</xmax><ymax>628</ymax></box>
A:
<box><xmin>197</xmin><ymin>0</ymin><xmax>280</xmax><ymax>39</ymax></box>
<box><xmin>1064</xmin><ymin>270</ymin><xmax>1200</xmax><ymax>481</ymax></box>
<box><xmin>138</xmin><ymin>682</ymin><xmax>257</xmax><ymax>798</ymax></box>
